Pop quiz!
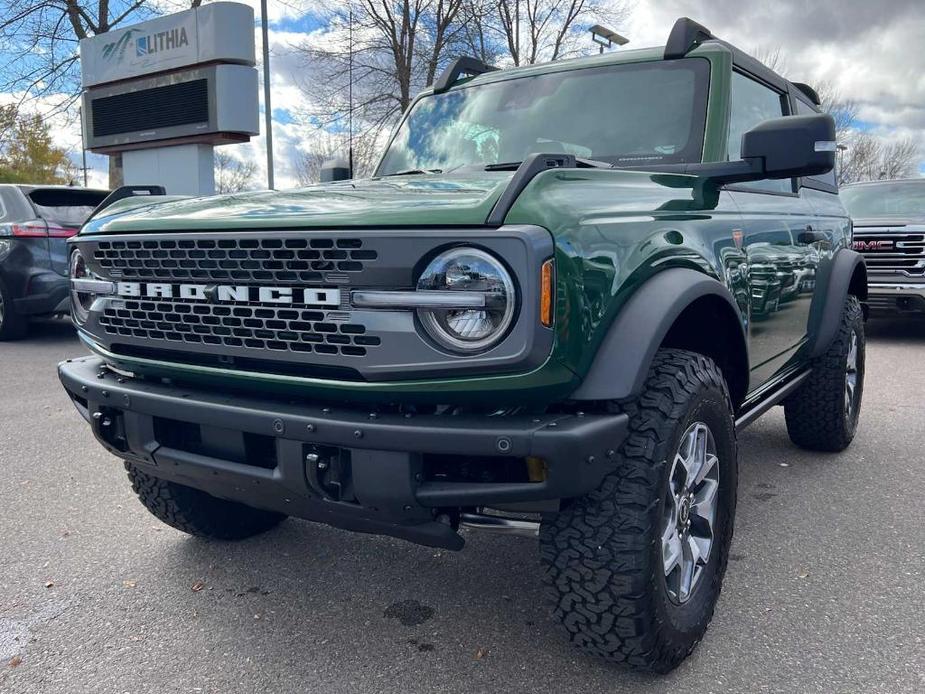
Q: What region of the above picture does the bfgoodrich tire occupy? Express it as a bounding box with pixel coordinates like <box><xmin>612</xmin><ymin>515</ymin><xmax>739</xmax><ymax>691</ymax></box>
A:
<box><xmin>784</xmin><ymin>295</ymin><xmax>864</xmax><ymax>452</ymax></box>
<box><xmin>126</xmin><ymin>463</ymin><xmax>287</xmax><ymax>540</ymax></box>
<box><xmin>540</xmin><ymin>349</ymin><xmax>738</xmax><ymax>672</ymax></box>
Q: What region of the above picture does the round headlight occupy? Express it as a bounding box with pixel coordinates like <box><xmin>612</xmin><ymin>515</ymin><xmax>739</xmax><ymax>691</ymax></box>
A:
<box><xmin>69</xmin><ymin>249</ymin><xmax>93</xmax><ymax>324</ymax></box>
<box><xmin>416</xmin><ymin>247</ymin><xmax>516</xmax><ymax>353</ymax></box>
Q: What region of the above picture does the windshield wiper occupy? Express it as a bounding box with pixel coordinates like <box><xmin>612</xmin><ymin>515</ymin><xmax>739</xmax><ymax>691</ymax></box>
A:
<box><xmin>485</xmin><ymin>157</ymin><xmax>613</xmax><ymax>171</ymax></box>
<box><xmin>382</xmin><ymin>168</ymin><xmax>443</xmax><ymax>177</ymax></box>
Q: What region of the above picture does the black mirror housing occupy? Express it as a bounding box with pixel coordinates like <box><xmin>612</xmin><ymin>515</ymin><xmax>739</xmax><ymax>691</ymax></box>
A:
<box><xmin>742</xmin><ymin>113</ymin><xmax>836</xmax><ymax>180</ymax></box>
<box><xmin>320</xmin><ymin>157</ymin><xmax>351</xmax><ymax>183</ymax></box>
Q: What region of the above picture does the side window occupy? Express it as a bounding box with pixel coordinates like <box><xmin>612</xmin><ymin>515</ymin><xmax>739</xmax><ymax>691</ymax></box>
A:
<box><xmin>727</xmin><ymin>71</ymin><xmax>792</xmax><ymax>194</ymax></box>
<box><xmin>0</xmin><ymin>191</ymin><xmax>10</xmax><ymax>223</ymax></box>
<box><xmin>794</xmin><ymin>98</ymin><xmax>837</xmax><ymax>189</ymax></box>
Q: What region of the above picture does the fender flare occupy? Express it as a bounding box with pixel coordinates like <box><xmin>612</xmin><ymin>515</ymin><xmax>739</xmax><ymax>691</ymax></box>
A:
<box><xmin>569</xmin><ymin>267</ymin><xmax>747</xmax><ymax>402</ymax></box>
<box><xmin>808</xmin><ymin>249</ymin><xmax>867</xmax><ymax>358</ymax></box>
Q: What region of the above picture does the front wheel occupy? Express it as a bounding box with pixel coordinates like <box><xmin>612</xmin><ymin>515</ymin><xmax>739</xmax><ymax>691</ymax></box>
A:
<box><xmin>540</xmin><ymin>349</ymin><xmax>738</xmax><ymax>672</ymax></box>
<box><xmin>126</xmin><ymin>463</ymin><xmax>287</xmax><ymax>540</ymax></box>
<box><xmin>784</xmin><ymin>295</ymin><xmax>865</xmax><ymax>452</ymax></box>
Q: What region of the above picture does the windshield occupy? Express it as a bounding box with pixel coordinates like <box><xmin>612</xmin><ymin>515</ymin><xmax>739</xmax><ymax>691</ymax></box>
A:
<box><xmin>841</xmin><ymin>180</ymin><xmax>925</xmax><ymax>219</ymax></box>
<box><xmin>377</xmin><ymin>58</ymin><xmax>710</xmax><ymax>176</ymax></box>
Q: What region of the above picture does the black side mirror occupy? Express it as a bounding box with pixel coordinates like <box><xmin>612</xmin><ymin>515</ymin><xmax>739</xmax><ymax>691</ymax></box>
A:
<box><xmin>742</xmin><ymin>113</ymin><xmax>836</xmax><ymax>179</ymax></box>
<box><xmin>690</xmin><ymin>113</ymin><xmax>837</xmax><ymax>188</ymax></box>
<box><xmin>320</xmin><ymin>157</ymin><xmax>351</xmax><ymax>182</ymax></box>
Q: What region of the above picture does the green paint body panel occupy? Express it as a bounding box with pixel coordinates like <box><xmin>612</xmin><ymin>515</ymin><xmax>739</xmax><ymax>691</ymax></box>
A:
<box><xmin>83</xmin><ymin>173</ymin><xmax>515</xmax><ymax>234</ymax></box>
<box><xmin>75</xmin><ymin>42</ymin><xmax>849</xmax><ymax>407</ymax></box>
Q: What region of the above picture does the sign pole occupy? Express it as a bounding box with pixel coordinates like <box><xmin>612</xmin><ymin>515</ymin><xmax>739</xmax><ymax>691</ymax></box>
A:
<box><xmin>78</xmin><ymin>106</ymin><xmax>89</xmax><ymax>187</ymax></box>
<box><xmin>261</xmin><ymin>0</ymin><xmax>275</xmax><ymax>190</ymax></box>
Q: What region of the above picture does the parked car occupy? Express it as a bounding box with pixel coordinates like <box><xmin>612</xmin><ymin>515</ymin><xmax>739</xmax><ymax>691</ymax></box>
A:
<box><xmin>58</xmin><ymin>18</ymin><xmax>867</xmax><ymax>673</ymax></box>
<box><xmin>841</xmin><ymin>178</ymin><xmax>925</xmax><ymax>313</ymax></box>
<box><xmin>0</xmin><ymin>185</ymin><xmax>109</xmax><ymax>339</ymax></box>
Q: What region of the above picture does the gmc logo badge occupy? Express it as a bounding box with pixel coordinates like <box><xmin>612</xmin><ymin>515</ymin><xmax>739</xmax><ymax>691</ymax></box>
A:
<box><xmin>852</xmin><ymin>239</ymin><xmax>894</xmax><ymax>252</ymax></box>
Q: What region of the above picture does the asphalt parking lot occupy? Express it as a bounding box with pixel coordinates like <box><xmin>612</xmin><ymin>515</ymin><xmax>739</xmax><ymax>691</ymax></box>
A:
<box><xmin>1</xmin><ymin>318</ymin><xmax>923</xmax><ymax>694</ymax></box>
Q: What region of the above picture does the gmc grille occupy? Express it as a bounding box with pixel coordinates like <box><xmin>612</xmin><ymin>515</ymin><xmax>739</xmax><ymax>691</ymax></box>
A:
<box><xmin>853</xmin><ymin>229</ymin><xmax>925</xmax><ymax>279</ymax></box>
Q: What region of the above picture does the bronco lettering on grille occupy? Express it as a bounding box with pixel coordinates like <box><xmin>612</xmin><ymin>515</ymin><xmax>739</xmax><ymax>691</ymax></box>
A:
<box><xmin>115</xmin><ymin>282</ymin><xmax>341</xmax><ymax>306</ymax></box>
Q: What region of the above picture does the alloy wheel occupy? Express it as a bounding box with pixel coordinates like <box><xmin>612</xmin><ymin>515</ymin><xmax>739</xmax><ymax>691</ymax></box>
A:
<box><xmin>845</xmin><ymin>330</ymin><xmax>859</xmax><ymax>419</ymax></box>
<box><xmin>661</xmin><ymin>422</ymin><xmax>720</xmax><ymax>604</ymax></box>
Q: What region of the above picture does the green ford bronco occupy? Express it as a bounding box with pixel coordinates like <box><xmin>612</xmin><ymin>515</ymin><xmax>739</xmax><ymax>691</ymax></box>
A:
<box><xmin>60</xmin><ymin>18</ymin><xmax>867</xmax><ymax>672</ymax></box>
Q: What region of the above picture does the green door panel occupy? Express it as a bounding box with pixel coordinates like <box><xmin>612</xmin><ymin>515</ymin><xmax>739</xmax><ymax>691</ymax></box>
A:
<box><xmin>729</xmin><ymin>188</ymin><xmax>816</xmax><ymax>386</ymax></box>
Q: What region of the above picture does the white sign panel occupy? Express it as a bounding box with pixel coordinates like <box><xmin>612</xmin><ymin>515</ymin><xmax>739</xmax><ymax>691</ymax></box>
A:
<box><xmin>80</xmin><ymin>2</ymin><xmax>255</xmax><ymax>88</ymax></box>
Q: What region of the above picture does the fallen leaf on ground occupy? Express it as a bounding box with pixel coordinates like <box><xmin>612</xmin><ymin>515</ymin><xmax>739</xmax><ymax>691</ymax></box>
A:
<box><xmin>798</xmin><ymin>570</ymin><xmax>809</xmax><ymax>579</ymax></box>
<box><xmin>44</xmin><ymin>581</ymin><xmax>54</xmax><ymax>589</ymax></box>
<box><xmin>8</xmin><ymin>655</ymin><xmax>22</xmax><ymax>668</ymax></box>
<box><xmin>191</xmin><ymin>580</ymin><xmax>205</xmax><ymax>592</ymax></box>
<box><xmin>474</xmin><ymin>647</ymin><xmax>489</xmax><ymax>660</ymax></box>
<box><xmin>123</xmin><ymin>579</ymin><xmax>138</xmax><ymax>588</ymax></box>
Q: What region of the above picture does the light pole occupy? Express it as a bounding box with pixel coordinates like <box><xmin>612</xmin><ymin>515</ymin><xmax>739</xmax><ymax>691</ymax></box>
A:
<box><xmin>590</xmin><ymin>25</ymin><xmax>629</xmax><ymax>54</ymax></box>
<box><xmin>836</xmin><ymin>143</ymin><xmax>847</xmax><ymax>183</ymax></box>
<box><xmin>348</xmin><ymin>6</ymin><xmax>354</xmax><ymax>178</ymax></box>
<box><xmin>78</xmin><ymin>106</ymin><xmax>89</xmax><ymax>187</ymax></box>
<box><xmin>261</xmin><ymin>0</ymin><xmax>274</xmax><ymax>190</ymax></box>
<box><xmin>515</xmin><ymin>0</ymin><xmax>520</xmax><ymax>65</ymax></box>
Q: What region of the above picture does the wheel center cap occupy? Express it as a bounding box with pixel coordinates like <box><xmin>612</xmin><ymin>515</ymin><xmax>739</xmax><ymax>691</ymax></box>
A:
<box><xmin>678</xmin><ymin>496</ymin><xmax>691</xmax><ymax>525</ymax></box>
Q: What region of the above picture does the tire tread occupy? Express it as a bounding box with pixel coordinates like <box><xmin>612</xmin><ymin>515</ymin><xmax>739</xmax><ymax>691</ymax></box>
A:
<box><xmin>125</xmin><ymin>462</ymin><xmax>286</xmax><ymax>540</ymax></box>
<box><xmin>540</xmin><ymin>349</ymin><xmax>737</xmax><ymax>672</ymax></box>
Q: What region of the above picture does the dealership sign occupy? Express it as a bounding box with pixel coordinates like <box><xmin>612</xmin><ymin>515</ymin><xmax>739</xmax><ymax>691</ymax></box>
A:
<box><xmin>80</xmin><ymin>2</ymin><xmax>255</xmax><ymax>88</ymax></box>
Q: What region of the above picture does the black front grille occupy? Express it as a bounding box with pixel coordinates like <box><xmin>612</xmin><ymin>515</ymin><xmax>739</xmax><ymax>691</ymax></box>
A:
<box><xmin>91</xmin><ymin>79</ymin><xmax>209</xmax><ymax>137</ymax></box>
<box><xmin>99</xmin><ymin>298</ymin><xmax>380</xmax><ymax>358</ymax></box>
<box><xmin>853</xmin><ymin>232</ymin><xmax>925</xmax><ymax>278</ymax></box>
<box><xmin>93</xmin><ymin>237</ymin><xmax>377</xmax><ymax>283</ymax></box>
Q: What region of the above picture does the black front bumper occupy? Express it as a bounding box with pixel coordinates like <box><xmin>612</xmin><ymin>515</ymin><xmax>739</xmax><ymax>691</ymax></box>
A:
<box><xmin>59</xmin><ymin>356</ymin><xmax>628</xmax><ymax>549</ymax></box>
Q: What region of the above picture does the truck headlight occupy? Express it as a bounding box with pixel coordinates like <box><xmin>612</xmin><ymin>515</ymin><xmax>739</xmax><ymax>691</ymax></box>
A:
<box><xmin>416</xmin><ymin>247</ymin><xmax>516</xmax><ymax>353</ymax></box>
<box><xmin>69</xmin><ymin>249</ymin><xmax>96</xmax><ymax>324</ymax></box>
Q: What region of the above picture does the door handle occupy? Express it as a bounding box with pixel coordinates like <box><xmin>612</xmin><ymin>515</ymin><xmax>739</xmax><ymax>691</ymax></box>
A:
<box><xmin>798</xmin><ymin>227</ymin><xmax>826</xmax><ymax>244</ymax></box>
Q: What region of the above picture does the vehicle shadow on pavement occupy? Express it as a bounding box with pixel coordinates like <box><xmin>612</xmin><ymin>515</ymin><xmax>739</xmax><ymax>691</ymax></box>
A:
<box><xmin>20</xmin><ymin>318</ymin><xmax>80</xmax><ymax>344</ymax></box>
<box><xmin>152</xmin><ymin>520</ymin><xmax>669</xmax><ymax>688</ymax></box>
<box><xmin>864</xmin><ymin>315</ymin><xmax>925</xmax><ymax>342</ymax></box>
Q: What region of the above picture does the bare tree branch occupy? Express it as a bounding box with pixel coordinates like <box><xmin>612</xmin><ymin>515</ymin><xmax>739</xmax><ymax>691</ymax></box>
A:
<box><xmin>214</xmin><ymin>150</ymin><xmax>258</xmax><ymax>193</ymax></box>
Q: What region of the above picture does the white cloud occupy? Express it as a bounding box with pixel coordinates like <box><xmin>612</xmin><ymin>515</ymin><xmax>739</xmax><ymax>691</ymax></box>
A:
<box><xmin>623</xmin><ymin>0</ymin><xmax>925</xmax><ymax>172</ymax></box>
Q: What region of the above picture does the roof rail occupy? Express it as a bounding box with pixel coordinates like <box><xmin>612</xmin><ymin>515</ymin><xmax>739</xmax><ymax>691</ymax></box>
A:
<box><xmin>664</xmin><ymin>17</ymin><xmax>820</xmax><ymax>107</ymax></box>
<box><xmin>664</xmin><ymin>17</ymin><xmax>714</xmax><ymax>60</ymax></box>
<box><xmin>792</xmin><ymin>82</ymin><xmax>822</xmax><ymax>106</ymax></box>
<box><xmin>433</xmin><ymin>56</ymin><xmax>498</xmax><ymax>94</ymax></box>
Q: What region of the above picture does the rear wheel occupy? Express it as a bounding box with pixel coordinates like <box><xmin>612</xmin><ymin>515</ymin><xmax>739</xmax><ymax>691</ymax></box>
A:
<box><xmin>540</xmin><ymin>349</ymin><xmax>738</xmax><ymax>672</ymax></box>
<box><xmin>126</xmin><ymin>462</ymin><xmax>287</xmax><ymax>540</ymax></box>
<box><xmin>784</xmin><ymin>295</ymin><xmax>864</xmax><ymax>452</ymax></box>
<box><xmin>0</xmin><ymin>279</ymin><xmax>28</xmax><ymax>341</ymax></box>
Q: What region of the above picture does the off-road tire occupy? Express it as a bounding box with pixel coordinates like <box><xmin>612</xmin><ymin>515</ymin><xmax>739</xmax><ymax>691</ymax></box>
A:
<box><xmin>126</xmin><ymin>462</ymin><xmax>286</xmax><ymax>540</ymax></box>
<box><xmin>0</xmin><ymin>278</ymin><xmax>28</xmax><ymax>341</ymax></box>
<box><xmin>540</xmin><ymin>349</ymin><xmax>738</xmax><ymax>672</ymax></box>
<box><xmin>784</xmin><ymin>295</ymin><xmax>864</xmax><ymax>452</ymax></box>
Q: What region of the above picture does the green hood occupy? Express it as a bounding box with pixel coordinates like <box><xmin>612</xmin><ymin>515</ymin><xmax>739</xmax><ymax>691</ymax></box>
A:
<box><xmin>82</xmin><ymin>172</ymin><xmax>514</xmax><ymax>234</ymax></box>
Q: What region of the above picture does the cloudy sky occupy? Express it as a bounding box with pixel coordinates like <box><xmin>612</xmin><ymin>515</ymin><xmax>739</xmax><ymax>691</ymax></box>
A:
<box><xmin>28</xmin><ymin>0</ymin><xmax>925</xmax><ymax>189</ymax></box>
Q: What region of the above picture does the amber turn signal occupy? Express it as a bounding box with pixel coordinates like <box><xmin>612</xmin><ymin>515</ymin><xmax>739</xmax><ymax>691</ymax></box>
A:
<box><xmin>540</xmin><ymin>258</ymin><xmax>554</xmax><ymax>327</ymax></box>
